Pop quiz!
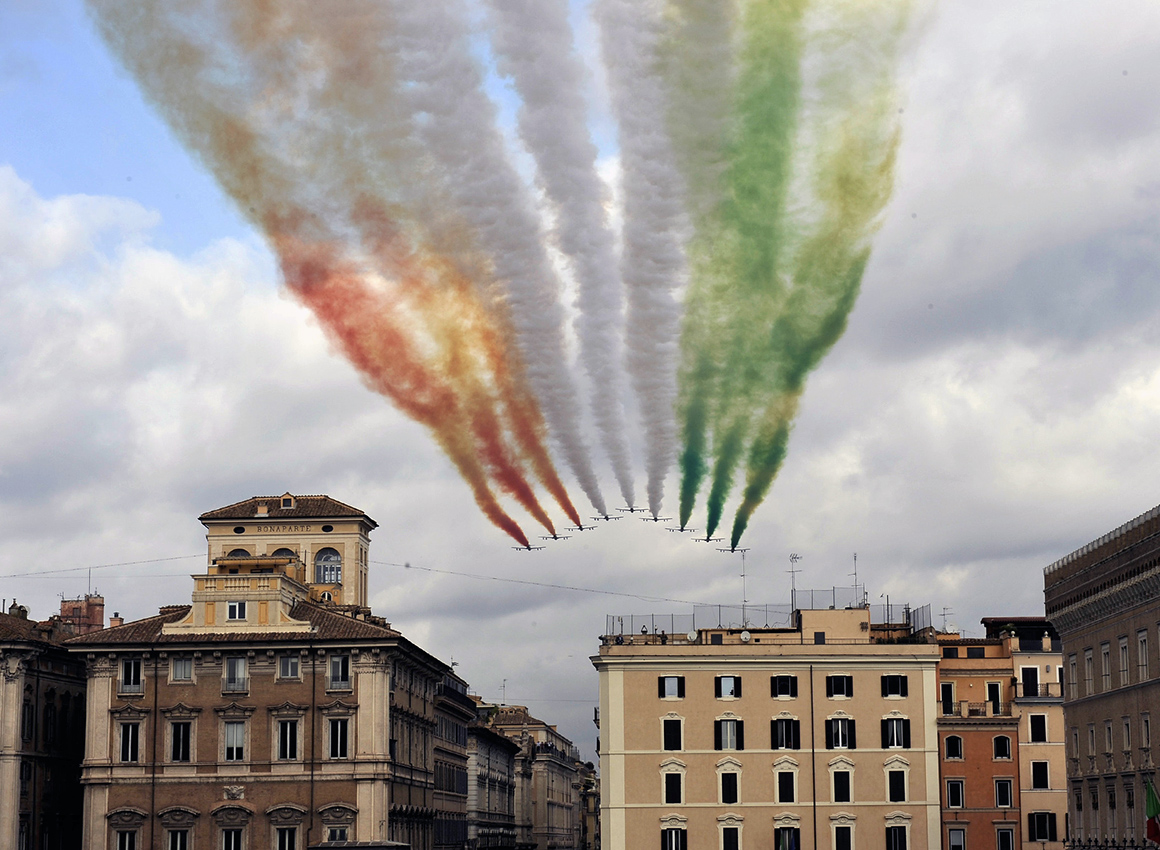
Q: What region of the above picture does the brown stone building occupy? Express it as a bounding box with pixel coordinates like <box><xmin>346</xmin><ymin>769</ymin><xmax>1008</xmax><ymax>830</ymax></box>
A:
<box><xmin>1043</xmin><ymin>502</ymin><xmax>1160</xmax><ymax>845</ymax></box>
<box><xmin>936</xmin><ymin>618</ymin><xmax>1067</xmax><ymax>850</ymax></box>
<box><xmin>593</xmin><ymin>604</ymin><xmax>942</xmax><ymax>850</ymax></box>
<box><xmin>466</xmin><ymin>720</ymin><xmax>521</xmax><ymax>849</ymax></box>
<box><xmin>66</xmin><ymin>494</ymin><xmax>450</xmax><ymax>849</ymax></box>
<box><xmin>0</xmin><ymin>602</ymin><xmax>89</xmax><ymax>850</ymax></box>
<box><xmin>435</xmin><ymin>673</ymin><xmax>474</xmax><ymax>849</ymax></box>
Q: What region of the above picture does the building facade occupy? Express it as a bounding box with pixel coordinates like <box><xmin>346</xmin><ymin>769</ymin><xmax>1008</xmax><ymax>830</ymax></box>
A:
<box><xmin>0</xmin><ymin>603</ymin><xmax>88</xmax><ymax>850</ymax></box>
<box><xmin>593</xmin><ymin>606</ymin><xmax>941</xmax><ymax>850</ymax></box>
<box><xmin>1043</xmin><ymin>503</ymin><xmax>1160</xmax><ymax>845</ymax></box>
<box><xmin>466</xmin><ymin>721</ymin><xmax>521</xmax><ymax>849</ymax></box>
<box><xmin>435</xmin><ymin>673</ymin><xmax>474</xmax><ymax>850</ymax></box>
<box><xmin>936</xmin><ymin>618</ymin><xmax>1067</xmax><ymax>850</ymax></box>
<box><xmin>67</xmin><ymin>494</ymin><xmax>447</xmax><ymax>850</ymax></box>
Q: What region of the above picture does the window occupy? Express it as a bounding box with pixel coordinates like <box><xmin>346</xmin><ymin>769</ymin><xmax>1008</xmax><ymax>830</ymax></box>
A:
<box><xmin>885</xmin><ymin>825</ymin><xmax>907</xmax><ymax>850</ymax></box>
<box><xmin>171</xmin><ymin>721</ymin><xmax>191</xmax><ymax>762</ymax></box>
<box><xmin>888</xmin><ymin>770</ymin><xmax>906</xmax><ymax>802</ymax></box>
<box><xmin>1031</xmin><ymin>761</ymin><xmax>1049</xmax><ymax>789</ymax></box>
<box><xmin>940</xmin><ymin>682</ymin><xmax>955</xmax><ymax>715</ymax></box>
<box><xmin>777</xmin><ymin>770</ymin><xmax>795</xmax><ymax>803</ymax></box>
<box><xmin>882</xmin><ymin>717</ymin><xmax>911</xmax><ymax>748</ymax></box>
<box><xmin>993</xmin><ymin>735</ymin><xmax>1011</xmax><ymax>759</ymax></box>
<box><xmin>664</xmin><ymin>772</ymin><xmax>682</xmax><ymax>804</ymax></box>
<box><xmin>948</xmin><ymin>828</ymin><xmax>965</xmax><ymax>850</ymax></box>
<box><xmin>120</xmin><ymin>722</ymin><xmax>139</xmax><ymax>762</ymax></box>
<box><xmin>1140</xmin><ymin>630</ymin><xmax>1150</xmax><ymax>680</ymax></box>
<box><xmin>329</xmin><ymin>718</ymin><xmax>349</xmax><ymax>759</ymax></box>
<box><xmin>659</xmin><ymin>676</ymin><xmax>685</xmax><ymax>698</ymax></box>
<box><xmin>663</xmin><ymin>718</ymin><xmax>682</xmax><ymax>750</ymax></box>
<box><xmin>279</xmin><ymin>655</ymin><xmax>299</xmax><ymax>679</ymax></box>
<box><xmin>995</xmin><ymin>778</ymin><xmax>1013</xmax><ymax>808</ymax></box>
<box><xmin>1120</xmin><ymin>636</ymin><xmax>1130</xmax><ymax>685</ymax></box>
<box><xmin>167</xmin><ymin>831</ymin><xmax>188</xmax><ymax>850</ymax></box>
<box><xmin>947</xmin><ymin>779</ymin><xmax>964</xmax><ymax>808</ymax></box>
<box><xmin>1101</xmin><ymin>642</ymin><xmax>1111</xmax><ymax>690</ymax></box>
<box><xmin>826</xmin><ymin>718</ymin><xmax>855</xmax><ymax>749</ymax></box>
<box><xmin>278</xmin><ymin>719</ymin><xmax>298</xmax><ymax>760</ymax></box>
<box><xmin>1068</xmin><ymin>654</ymin><xmax>1078</xmax><ymax>699</ymax></box>
<box><xmin>1124</xmin><ymin>718</ymin><xmax>1132</xmax><ymax>749</ymax></box>
<box><xmin>881</xmin><ymin>674</ymin><xmax>908</xmax><ymax>697</ymax></box>
<box><xmin>222</xmin><ymin>829</ymin><xmax>243</xmax><ymax>850</ymax></box>
<box><xmin>21</xmin><ymin>701</ymin><xmax>33</xmax><ymax>740</ymax></box>
<box><xmin>996</xmin><ymin>828</ymin><xmax>1014</xmax><ymax>850</ymax></box>
<box><xmin>121</xmin><ymin>658</ymin><xmax>143</xmax><ymax>693</ymax></box>
<box><xmin>1088</xmin><ymin>724</ymin><xmax>1095</xmax><ymax>754</ymax></box>
<box><xmin>833</xmin><ymin>770</ymin><xmax>851</xmax><ymax>803</ymax></box>
<box><xmin>814</xmin><ymin>631</ymin><xmax>826</xmax><ymax>645</ymax></box>
<box><xmin>774</xmin><ymin>827</ymin><xmax>799</xmax><ymax>850</ymax></box>
<box><xmin>171</xmin><ymin>657</ymin><xmax>192</xmax><ymax>681</ymax></box>
<box><xmin>117</xmin><ymin>832</ymin><xmax>137</xmax><ymax>850</ymax></box>
<box><xmin>661</xmin><ymin>828</ymin><xmax>688</xmax><ymax>850</ymax></box>
<box><xmin>1027</xmin><ymin>812</ymin><xmax>1057</xmax><ymax>842</ymax></box>
<box><xmin>325</xmin><ymin>828</ymin><xmax>347</xmax><ymax>843</ymax></box>
<box><xmin>224</xmin><ymin>721</ymin><xmax>245</xmax><ymax>761</ymax></box>
<box><xmin>967</xmin><ymin>646</ymin><xmax>985</xmax><ymax>659</ymax></box>
<box><xmin>315</xmin><ymin>548</ymin><xmax>342</xmax><ymax>584</ymax></box>
<box><xmin>721</xmin><ymin>771</ymin><xmax>738</xmax><ymax>805</ymax></box>
<box><xmin>1084</xmin><ymin>648</ymin><xmax>1093</xmax><ymax>694</ymax></box>
<box><xmin>945</xmin><ymin>735</ymin><xmax>963</xmax><ymax>759</ymax></box>
<box><xmin>1144</xmin><ymin>713</ymin><xmax>1152</xmax><ymax>747</ymax></box>
<box><xmin>714</xmin><ymin>719</ymin><xmax>743</xmax><ymax>751</ymax></box>
<box><xmin>772</xmin><ymin>718</ymin><xmax>800</xmax><ymax>750</ymax></box>
<box><xmin>722</xmin><ymin>826</ymin><xmax>740</xmax><ymax>850</ymax></box>
<box><xmin>1071</xmin><ymin>727</ymin><xmax>1079</xmax><ymax>757</ymax></box>
<box><xmin>329</xmin><ymin>654</ymin><xmax>351</xmax><ymax>689</ymax></box>
<box><xmin>771</xmin><ymin>675</ymin><xmax>797</xmax><ymax>698</ymax></box>
<box><xmin>943</xmin><ymin>646</ymin><xmax>959</xmax><ymax>658</ymax></box>
<box><xmin>224</xmin><ymin>657</ymin><xmax>246</xmax><ymax>692</ymax></box>
<box><xmin>715</xmin><ymin>676</ymin><xmax>742</xmax><ymax>698</ymax></box>
<box><xmin>1105</xmin><ymin>721</ymin><xmax>1113</xmax><ymax>752</ymax></box>
<box><xmin>1030</xmin><ymin>714</ymin><xmax>1047</xmax><ymax>742</ymax></box>
<box><xmin>826</xmin><ymin>675</ymin><xmax>853</xmax><ymax>697</ymax></box>
<box><xmin>276</xmin><ymin>827</ymin><xmax>296</xmax><ymax>850</ymax></box>
<box><xmin>226</xmin><ymin>600</ymin><xmax>246</xmax><ymax>620</ymax></box>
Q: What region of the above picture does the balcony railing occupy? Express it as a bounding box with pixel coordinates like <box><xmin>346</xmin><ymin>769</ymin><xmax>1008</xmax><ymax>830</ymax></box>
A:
<box><xmin>327</xmin><ymin>677</ymin><xmax>352</xmax><ymax>692</ymax></box>
<box><xmin>943</xmin><ymin>700</ymin><xmax>1012</xmax><ymax>717</ymax></box>
<box><xmin>222</xmin><ymin>677</ymin><xmax>249</xmax><ymax>693</ymax></box>
<box><xmin>119</xmin><ymin>681</ymin><xmax>144</xmax><ymax>695</ymax></box>
<box><xmin>1015</xmin><ymin>681</ymin><xmax>1062</xmax><ymax>699</ymax></box>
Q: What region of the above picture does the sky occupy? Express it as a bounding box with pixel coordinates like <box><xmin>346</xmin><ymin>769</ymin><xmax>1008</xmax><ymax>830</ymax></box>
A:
<box><xmin>3</xmin><ymin>0</ymin><xmax>1160</xmax><ymax>760</ymax></box>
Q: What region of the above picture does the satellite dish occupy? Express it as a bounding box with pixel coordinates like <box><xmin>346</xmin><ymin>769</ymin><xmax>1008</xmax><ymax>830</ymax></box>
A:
<box><xmin>687</xmin><ymin>631</ymin><xmax>698</xmax><ymax>643</ymax></box>
<box><xmin>740</xmin><ymin>630</ymin><xmax>751</xmax><ymax>643</ymax></box>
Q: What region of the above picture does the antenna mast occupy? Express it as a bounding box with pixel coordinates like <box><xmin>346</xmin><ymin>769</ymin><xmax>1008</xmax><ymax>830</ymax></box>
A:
<box><xmin>788</xmin><ymin>553</ymin><xmax>802</xmax><ymax>611</ymax></box>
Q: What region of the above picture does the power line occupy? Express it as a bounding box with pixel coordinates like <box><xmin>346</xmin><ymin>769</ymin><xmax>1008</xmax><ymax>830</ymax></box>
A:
<box><xmin>373</xmin><ymin>556</ymin><xmax>705</xmax><ymax>603</ymax></box>
<box><xmin>0</xmin><ymin>555</ymin><xmax>203</xmax><ymax>579</ymax></box>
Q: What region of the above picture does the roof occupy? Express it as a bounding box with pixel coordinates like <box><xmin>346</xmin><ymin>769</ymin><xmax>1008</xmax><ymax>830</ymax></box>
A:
<box><xmin>65</xmin><ymin>601</ymin><xmax>403</xmax><ymax>647</ymax></box>
<box><xmin>0</xmin><ymin>611</ymin><xmax>51</xmax><ymax>644</ymax></box>
<box><xmin>199</xmin><ymin>494</ymin><xmax>377</xmax><ymax>528</ymax></box>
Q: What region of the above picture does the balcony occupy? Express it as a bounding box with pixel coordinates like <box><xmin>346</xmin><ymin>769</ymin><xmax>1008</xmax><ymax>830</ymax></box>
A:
<box><xmin>942</xmin><ymin>700</ymin><xmax>1013</xmax><ymax>718</ymax></box>
<box><xmin>326</xmin><ymin>677</ymin><xmax>352</xmax><ymax>692</ymax></box>
<box><xmin>222</xmin><ymin>677</ymin><xmax>249</xmax><ymax>694</ymax></box>
<box><xmin>1014</xmin><ymin>681</ymin><xmax>1062</xmax><ymax>700</ymax></box>
<box><xmin>118</xmin><ymin>681</ymin><xmax>144</xmax><ymax>696</ymax></box>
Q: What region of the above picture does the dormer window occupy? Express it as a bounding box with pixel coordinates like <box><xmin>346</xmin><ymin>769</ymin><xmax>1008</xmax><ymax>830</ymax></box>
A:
<box><xmin>281</xmin><ymin>493</ymin><xmax>295</xmax><ymax>509</ymax></box>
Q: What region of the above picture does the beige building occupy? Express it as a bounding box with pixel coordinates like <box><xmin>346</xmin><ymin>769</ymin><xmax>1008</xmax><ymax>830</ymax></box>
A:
<box><xmin>593</xmin><ymin>605</ymin><xmax>941</xmax><ymax>850</ymax></box>
<box><xmin>0</xmin><ymin>602</ymin><xmax>89</xmax><ymax>850</ymax></box>
<box><xmin>67</xmin><ymin>494</ymin><xmax>447</xmax><ymax>850</ymax></box>
<box><xmin>1043</xmin><ymin>502</ymin><xmax>1160</xmax><ymax>844</ymax></box>
<box><xmin>466</xmin><ymin>720</ymin><xmax>521</xmax><ymax>849</ymax></box>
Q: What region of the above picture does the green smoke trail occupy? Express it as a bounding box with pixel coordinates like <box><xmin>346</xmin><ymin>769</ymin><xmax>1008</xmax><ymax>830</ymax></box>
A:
<box><xmin>729</xmin><ymin>39</ymin><xmax>906</xmax><ymax>549</ymax></box>
<box><xmin>674</xmin><ymin>0</ymin><xmax>808</xmax><ymax>532</ymax></box>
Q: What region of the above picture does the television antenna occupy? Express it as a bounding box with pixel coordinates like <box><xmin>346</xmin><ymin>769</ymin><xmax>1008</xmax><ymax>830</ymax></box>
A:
<box><xmin>717</xmin><ymin>548</ymin><xmax>752</xmax><ymax>627</ymax></box>
<box><xmin>788</xmin><ymin>553</ymin><xmax>802</xmax><ymax>611</ymax></box>
<box><xmin>941</xmin><ymin>607</ymin><xmax>954</xmax><ymax>632</ymax></box>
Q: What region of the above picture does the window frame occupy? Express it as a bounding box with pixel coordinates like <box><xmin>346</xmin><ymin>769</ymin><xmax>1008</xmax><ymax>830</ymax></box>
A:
<box><xmin>993</xmin><ymin>734</ymin><xmax>1011</xmax><ymax>760</ymax></box>
<box><xmin>771</xmin><ymin>675</ymin><xmax>798</xmax><ymax>698</ymax></box>
<box><xmin>1031</xmin><ymin>760</ymin><xmax>1049</xmax><ymax>790</ymax></box>
<box><xmin>223</xmin><ymin>720</ymin><xmax>246</xmax><ymax>762</ymax></box>
<box><xmin>120</xmin><ymin>658</ymin><xmax>143</xmax><ymax>694</ymax></box>
<box><xmin>278</xmin><ymin>654</ymin><xmax>300</xmax><ymax>680</ymax></box>
<box><xmin>120</xmin><ymin>722</ymin><xmax>140</xmax><ymax>763</ymax></box>
<box><xmin>170</xmin><ymin>656</ymin><xmax>193</xmax><ymax>682</ymax></box>
<box><xmin>947</xmin><ymin>779</ymin><xmax>965</xmax><ymax>808</ymax></box>
<box><xmin>881</xmin><ymin>674</ymin><xmax>908</xmax><ymax>698</ymax></box>
<box><xmin>1029</xmin><ymin>713</ymin><xmax>1047</xmax><ymax>743</ymax></box>
<box><xmin>329</xmin><ymin>717</ymin><xmax>349</xmax><ymax>759</ymax></box>
<box><xmin>662</xmin><ymin>716</ymin><xmax>683</xmax><ymax>751</ymax></box>
<box><xmin>226</xmin><ymin>600</ymin><xmax>247</xmax><ymax>621</ymax></box>
<box><xmin>995</xmin><ymin>778</ymin><xmax>1013</xmax><ymax>808</ymax></box>
<box><xmin>278</xmin><ymin>718</ymin><xmax>299</xmax><ymax>761</ymax></box>
<box><xmin>170</xmin><ymin>720</ymin><xmax>192</xmax><ymax>763</ymax></box>
<box><xmin>715</xmin><ymin>675</ymin><xmax>742</xmax><ymax>699</ymax></box>
<box><xmin>945</xmin><ymin>734</ymin><xmax>963</xmax><ymax>760</ymax></box>
<box><xmin>826</xmin><ymin>675</ymin><xmax>853</xmax><ymax>698</ymax></box>
<box><xmin>328</xmin><ymin>654</ymin><xmax>351</xmax><ymax>690</ymax></box>
<box><xmin>659</xmin><ymin>676</ymin><xmax>685</xmax><ymax>699</ymax></box>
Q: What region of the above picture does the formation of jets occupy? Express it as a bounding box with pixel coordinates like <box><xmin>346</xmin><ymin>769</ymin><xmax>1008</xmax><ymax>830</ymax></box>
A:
<box><xmin>508</xmin><ymin>506</ymin><xmax>747</xmax><ymax>554</ymax></box>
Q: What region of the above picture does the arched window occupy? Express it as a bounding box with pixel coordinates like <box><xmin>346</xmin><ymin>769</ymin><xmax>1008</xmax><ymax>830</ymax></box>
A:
<box><xmin>315</xmin><ymin>549</ymin><xmax>342</xmax><ymax>584</ymax></box>
<box><xmin>272</xmin><ymin>548</ymin><xmax>296</xmax><ymax>558</ymax></box>
<box><xmin>227</xmin><ymin>549</ymin><xmax>250</xmax><ymax>557</ymax></box>
<box><xmin>945</xmin><ymin>735</ymin><xmax>963</xmax><ymax>759</ymax></box>
<box><xmin>993</xmin><ymin>735</ymin><xmax>1011</xmax><ymax>760</ymax></box>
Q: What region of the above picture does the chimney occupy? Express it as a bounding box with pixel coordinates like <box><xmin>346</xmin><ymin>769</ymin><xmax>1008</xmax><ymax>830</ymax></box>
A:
<box><xmin>8</xmin><ymin>600</ymin><xmax>27</xmax><ymax>619</ymax></box>
<box><xmin>256</xmin><ymin>502</ymin><xmax>269</xmax><ymax>517</ymax></box>
<box><xmin>109</xmin><ymin>612</ymin><xmax>124</xmax><ymax>628</ymax></box>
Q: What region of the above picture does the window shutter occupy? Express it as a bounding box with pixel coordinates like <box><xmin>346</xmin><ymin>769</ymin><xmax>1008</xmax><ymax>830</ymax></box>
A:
<box><xmin>715</xmin><ymin>677</ymin><xmax>722</xmax><ymax>698</ymax></box>
<box><xmin>826</xmin><ymin>677</ymin><xmax>834</xmax><ymax>698</ymax></box>
<box><xmin>662</xmin><ymin>831</ymin><xmax>667</xmax><ymax>850</ymax></box>
<box><xmin>848</xmin><ymin>720</ymin><xmax>857</xmax><ymax>749</ymax></box>
<box><xmin>846</xmin><ymin>676</ymin><xmax>854</xmax><ymax>696</ymax></box>
<box><xmin>1048</xmin><ymin>814</ymin><xmax>1057</xmax><ymax>842</ymax></box>
<box><xmin>677</xmin><ymin>677</ymin><xmax>685</xmax><ymax>698</ymax></box>
<box><xmin>659</xmin><ymin>677</ymin><xmax>666</xmax><ymax>698</ymax></box>
<box><xmin>735</xmin><ymin>677</ymin><xmax>742</xmax><ymax>698</ymax></box>
<box><xmin>736</xmin><ymin>721</ymin><xmax>744</xmax><ymax>750</ymax></box>
<box><xmin>1027</xmin><ymin>814</ymin><xmax>1034</xmax><ymax>841</ymax></box>
<box><xmin>903</xmin><ymin>719</ymin><xmax>911</xmax><ymax>749</ymax></box>
<box><xmin>790</xmin><ymin>676</ymin><xmax>798</xmax><ymax>697</ymax></box>
<box><xmin>714</xmin><ymin>720</ymin><xmax>722</xmax><ymax>751</ymax></box>
<box><xmin>900</xmin><ymin>676</ymin><xmax>908</xmax><ymax>697</ymax></box>
<box><xmin>825</xmin><ymin>719</ymin><xmax>834</xmax><ymax>749</ymax></box>
<box><xmin>882</xmin><ymin>676</ymin><xmax>889</xmax><ymax>698</ymax></box>
<box><xmin>680</xmin><ymin>831</ymin><xmax>688</xmax><ymax>850</ymax></box>
<box><xmin>771</xmin><ymin>720</ymin><xmax>778</xmax><ymax>749</ymax></box>
<box><xmin>792</xmin><ymin>720</ymin><xmax>801</xmax><ymax>750</ymax></box>
<box><xmin>881</xmin><ymin>719</ymin><xmax>890</xmax><ymax>748</ymax></box>
<box><xmin>771</xmin><ymin>677</ymin><xmax>778</xmax><ymax>698</ymax></box>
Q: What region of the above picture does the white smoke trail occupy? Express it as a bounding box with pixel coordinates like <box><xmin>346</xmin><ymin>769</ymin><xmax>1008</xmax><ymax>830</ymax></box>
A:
<box><xmin>483</xmin><ymin>0</ymin><xmax>636</xmax><ymax>510</ymax></box>
<box><xmin>389</xmin><ymin>0</ymin><xmax>608</xmax><ymax>516</ymax></box>
<box><xmin>594</xmin><ymin>0</ymin><xmax>690</xmax><ymax>515</ymax></box>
